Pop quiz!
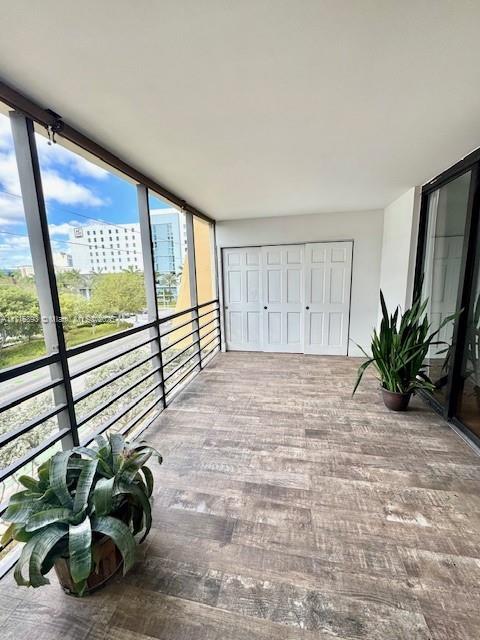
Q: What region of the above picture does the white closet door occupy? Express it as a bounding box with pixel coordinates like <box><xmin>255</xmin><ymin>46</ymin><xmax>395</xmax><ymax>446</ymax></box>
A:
<box><xmin>304</xmin><ymin>242</ymin><xmax>352</xmax><ymax>355</ymax></box>
<box><xmin>223</xmin><ymin>247</ymin><xmax>262</xmax><ymax>351</ymax></box>
<box><xmin>262</xmin><ymin>245</ymin><xmax>304</xmax><ymax>353</ymax></box>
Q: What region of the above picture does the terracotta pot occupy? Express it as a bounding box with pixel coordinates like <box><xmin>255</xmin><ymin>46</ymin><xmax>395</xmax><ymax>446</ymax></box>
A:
<box><xmin>54</xmin><ymin>535</ymin><xmax>123</xmax><ymax>596</ymax></box>
<box><xmin>381</xmin><ymin>387</ymin><xmax>412</xmax><ymax>411</ymax></box>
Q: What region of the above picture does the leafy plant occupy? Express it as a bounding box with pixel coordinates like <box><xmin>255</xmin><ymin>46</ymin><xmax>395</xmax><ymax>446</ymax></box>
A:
<box><xmin>353</xmin><ymin>290</ymin><xmax>458</xmax><ymax>395</ymax></box>
<box><xmin>464</xmin><ymin>293</ymin><xmax>480</xmax><ymax>393</ymax></box>
<box><xmin>1</xmin><ymin>433</ymin><xmax>161</xmax><ymax>595</ymax></box>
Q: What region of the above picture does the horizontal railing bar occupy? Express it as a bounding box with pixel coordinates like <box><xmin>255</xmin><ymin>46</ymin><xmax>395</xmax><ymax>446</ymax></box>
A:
<box><xmin>0</xmin><ymin>403</ymin><xmax>68</xmax><ymax>449</ymax></box>
<box><xmin>73</xmin><ymin>351</ymin><xmax>158</xmax><ymax>404</ymax></box>
<box><xmin>165</xmin><ymin>360</ymin><xmax>200</xmax><ymax>397</ymax></box>
<box><xmin>81</xmin><ymin>380</ymin><xmax>163</xmax><ymax>445</ymax></box>
<box><xmin>76</xmin><ymin>365</ymin><xmax>162</xmax><ymax>428</ymax></box>
<box><xmin>0</xmin><ymin>427</ymin><xmax>71</xmax><ymax>484</ymax></box>
<box><xmin>163</xmin><ymin>349</ymin><xmax>200</xmax><ymax>383</ymax></box>
<box><xmin>198</xmin><ymin>316</ymin><xmax>219</xmax><ymax>332</ymax></box>
<box><xmin>200</xmin><ymin>335</ymin><xmax>221</xmax><ymax>353</ymax></box>
<box><xmin>0</xmin><ymin>377</ymin><xmax>63</xmax><ymax>414</ymax></box>
<box><xmin>157</xmin><ymin>300</ymin><xmax>218</xmax><ymax>326</ymax></box>
<box><xmin>197</xmin><ymin>299</ymin><xmax>219</xmax><ymax>310</ymax></box>
<box><xmin>0</xmin><ymin>544</ymin><xmax>21</xmax><ymax>581</ymax></box>
<box><xmin>199</xmin><ymin>325</ymin><xmax>220</xmax><ymax>343</ymax></box>
<box><xmin>202</xmin><ymin>344</ymin><xmax>220</xmax><ymax>366</ymax></box>
<box><xmin>69</xmin><ymin>335</ymin><xmax>156</xmax><ymax>379</ymax></box>
<box><xmin>158</xmin><ymin>304</ymin><xmax>197</xmax><ymax>324</ymax></box>
<box><xmin>0</xmin><ymin>353</ymin><xmax>60</xmax><ymax>384</ymax></box>
<box><xmin>163</xmin><ymin>339</ymin><xmax>201</xmax><ymax>369</ymax></box>
<box><xmin>198</xmin><ymin>306</ymin><xmax>219</xmax><ymax>321</ymax></box>
<box><xmin>160</xmin><ymin>316</ymin><xmax>195</xmax><ymax>338</ymax></box>
<box><xmin>66</xmin><ymin>321</ymin><xmax>156</xmax><ymax>358</ymax></box>
<box><xmin>123</xmin><ymin>408</ymin><xmax>162</xmax><ymax>441</ymax></box>
<box><xmin>161</xmin><ymin>328</ymin><xmax>197</xmax><ymax>353</ymax></box>
<box><xmin>119</xmin><ymin>397</ymin><xmax>163</xmax><ymax>438</ymax></box>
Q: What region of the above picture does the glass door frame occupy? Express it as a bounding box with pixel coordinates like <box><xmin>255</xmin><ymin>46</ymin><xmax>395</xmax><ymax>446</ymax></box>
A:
<box><xmin>414</xmin><ymin>147</ymin><xmax>480</xmax><ymax>447</ymax></box>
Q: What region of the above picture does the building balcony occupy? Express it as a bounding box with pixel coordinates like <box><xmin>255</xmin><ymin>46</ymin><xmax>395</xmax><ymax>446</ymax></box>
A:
<box><xmin>1</xmin><ymin>352</ymin><xmax>479</xmax><ymax>639</ymax></box>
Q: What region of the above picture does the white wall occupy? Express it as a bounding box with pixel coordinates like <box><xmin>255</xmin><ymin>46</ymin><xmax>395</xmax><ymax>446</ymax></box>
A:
<box><xmin>216</xmin><ymin>209</ymin><xmax>384</xmax><ymax>356</ymax></box>
<box><xmin>379</xmin><ymin>187</ymin><xmax>421</xmax><ymax>316</ymax></box>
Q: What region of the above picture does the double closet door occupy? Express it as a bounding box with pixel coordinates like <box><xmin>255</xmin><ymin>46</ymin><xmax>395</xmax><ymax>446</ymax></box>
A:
<box><xmin>223</xmin><ymin>241</ymin><xmax>352</xmax><ymax>355</ymax></box>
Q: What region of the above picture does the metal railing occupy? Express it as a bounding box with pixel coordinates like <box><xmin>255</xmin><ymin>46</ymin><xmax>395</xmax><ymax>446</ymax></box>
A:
<box><xmin>0</xmin><ymin>299</ymin><xmax>221</xmax><ymax>566</ymax></box>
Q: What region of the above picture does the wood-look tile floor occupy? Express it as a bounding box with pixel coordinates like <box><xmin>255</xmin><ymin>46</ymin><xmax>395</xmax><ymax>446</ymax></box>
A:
<box><xmin>1</xmin><ymin>352</ymin><xmax>480</xmax><ymax>639</ymax></box>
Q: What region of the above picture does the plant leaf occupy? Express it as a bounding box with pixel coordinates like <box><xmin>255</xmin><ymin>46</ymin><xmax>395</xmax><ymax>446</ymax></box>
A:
<box><xmin>93</xmin><ymin>476</ymin><xmax>115</xmax><ymax>516</ymax></box>
<box><xmin>1</xmin><ymin>522</ymin><xmax>15</xmax><ymax>547</ymax></box>
<box><xmin>73</xmin><ymin>459</ymin><xmax>98</xmax><ymax>515</ymax></box>
<box><xmin>4</xmin><ymin>500</ymin><xmax>41</xmax><ymax>524</ymax></box>
<box><xmin>50</xmin><ymin>451</ymin><xmax>74</xmax><ymax>508</ymax></box>
<box><xmin>91</xmin><ymin>516</ymin><xmax>136</xmax><ymax>574</ymax></box>
<box><xmin>18</xmin><ymin>476</ymin><xmax>39</xmax><ymax>491</ymax></box>
<box><xmin>25</xmin><ymin>508</ymin><xmax>73</xmax><ymax>532</ymax></box>
<box><xmin>69</xmin><ymin>516</ymin><xmax>92</xmax><ymax>585</ymax></box>
<box><xmin>110</xmin><ymin>434</ymin><xmax>126</xmax><ymax>472</ymax></box>
<box><xmin>116</xmin><ymin>480</ymin><xmax>152</xmax><ymax>543</ymax></box>
<box><xmin>141</xmin><ymin>465</ymin><xmax>154</xmax><ymax>498</ymax></box>
<box><xmin>14</xmin><ymin>534</ymin><xmax>40</xmax><ymax>586</ymax></box>
<box><xmin>28</xmin><ymin>524</ymin><xmax>68</xmax><ymax>587</ymax></box>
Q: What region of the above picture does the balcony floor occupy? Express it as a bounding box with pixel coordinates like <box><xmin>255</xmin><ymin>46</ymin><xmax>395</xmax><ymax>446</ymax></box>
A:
<box><xmin>1</xmin><ymin>351</ymin><xmax>480</xmax><ymax>639</ymax></box>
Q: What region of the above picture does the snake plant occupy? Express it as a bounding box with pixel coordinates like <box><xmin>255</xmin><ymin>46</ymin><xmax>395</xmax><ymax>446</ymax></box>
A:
<box><xmin>1</xmin><ymin>433</ymin><xmax>162</xmax><ymax>595</ymax></box>
<box><xmin>353</xmin><ymin>290</ymin><xmax>458</xmax><ymax>395</ymax></box>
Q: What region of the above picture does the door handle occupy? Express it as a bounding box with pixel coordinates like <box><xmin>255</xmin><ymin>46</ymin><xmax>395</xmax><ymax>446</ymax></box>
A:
<box><xmin>225</xmin><ymin>306</ymin><xmax>229</xmax><ymax>309</ymax></box>
<box><xmin>264</xmin><ymin>306</ymin><xmax>268</xmax><ymax>310</ymax></box>
<box><xmin>306</xmin><ymin>306</ymin><xmax>310</xmax><ymax>310</ymax></box>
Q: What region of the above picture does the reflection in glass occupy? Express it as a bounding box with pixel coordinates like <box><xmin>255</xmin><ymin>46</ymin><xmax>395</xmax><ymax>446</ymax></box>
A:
<box><xmin>457</xmin><ymin>222</ymin><xmax>480</xmax><ymax>436</ymax></box>
<box><xmin>0</xmin><ymin>109</ymin><xmax>46</xmax><ymax>368</ymax></box>
<box><xmin>35</xmin><ymin>127</ymin><xmax>147</xmax><ymax>348</ymax></box>
<box><xmin>421</xmin><ymin>172</ymin><xmax>470</xmax><ymax>404</ymax></box>
<box><xmin>148</xmin><ymin>193</ymin><xmax>190</xmax><ymax>315</ymax></box>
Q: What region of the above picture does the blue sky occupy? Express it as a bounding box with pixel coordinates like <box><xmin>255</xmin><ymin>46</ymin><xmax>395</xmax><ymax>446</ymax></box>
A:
<box><xmin>0</xmin><ymin>111</ymin><xmax>169</xmax><ymax>270</ymax></box>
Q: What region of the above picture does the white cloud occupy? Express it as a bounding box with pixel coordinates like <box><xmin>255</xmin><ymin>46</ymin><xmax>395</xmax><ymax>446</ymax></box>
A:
<box><xmin>0</xmin><ymin>116</ymin><xmax>109</xmax><ymax>227</ymax></box>
<box><xmin>0</xmin><ymin>233</ymin><xmax>32</xmax><ymax>268</ymax></box>
<box><xmin>35</xmin><ymin>134</ymin><xmax>109</xmax><ymax>180</ymax></box>
<box><xmin>0</xmin><ymin>192</ymin><xmax>25</xmax><ymax>223</ymax></box>
<box><xmin>0</xmin><ymin>151</ymin><xmax>21</xmax><ymax>195</ymax></box>
<box><xmin>48</xmin><ymin>220</ymin><xmax>84</xmax><ymax>237</ymax></box>
<box><xmin>39</xmin><ymin>170</ymin><xmax>106</xmax><ymax>207</ymax></box>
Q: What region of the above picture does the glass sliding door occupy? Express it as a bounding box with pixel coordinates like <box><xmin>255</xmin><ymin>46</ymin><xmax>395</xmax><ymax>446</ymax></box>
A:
<box><xmin>457</xmin><ymin>218</ymin><xmax>480</xmax><ymax>436</ymax></box>
<box><xmin>420</xmin><ymin>171</ymin><xmax>471</xmax><ymax>406</ymax></box>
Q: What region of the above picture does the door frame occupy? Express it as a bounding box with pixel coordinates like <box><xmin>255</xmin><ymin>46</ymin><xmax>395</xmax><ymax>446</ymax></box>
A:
<box><xmin>220</xmin><ymin>239</ymin><xmax>354</xmax><ymax>356</ymax></box>
<box><xmin>414</xmin><ymin>149</ymin><xmax>480</xmax><ymax>449</ymax></box>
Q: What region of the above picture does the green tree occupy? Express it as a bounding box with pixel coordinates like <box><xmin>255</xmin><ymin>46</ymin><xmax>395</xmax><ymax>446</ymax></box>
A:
<box><xmin>0</xmin><ymin>285</ymin><xmax>41</xmax><ymax>348</ymax></box>
<box><xmin>55</xmin><ymin>269</ymin><xmax>85</xmax><ymax>292</ymax></box>
<box><xmin>157</xmin><ymin>271</ymin><xmax>179</xmax><ymax>305</ymax></box>
<box><xmin>58</xmin><ymin>292</ymin><xmax>89</xmax><ymax>331</ymax></box>
<box><xmin>90</xmin><ymin>271</ymin><xmax>146</xmax><ymax>317</ymax></box>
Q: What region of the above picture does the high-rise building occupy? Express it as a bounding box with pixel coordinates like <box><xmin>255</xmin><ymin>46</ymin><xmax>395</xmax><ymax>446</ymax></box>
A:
<box><xmin>150</xmin><ymin>209</ymin><xmax>186</xmax><ymax>275</ymax></box>
<box><xmin>69</xmin><ymin>209</ymin><xmax>185</xmax><ymax>275</ymax></box>
<box><xmin>69</xmin><ymin>223</ymin><xmax>142</xmax><ymax>273</ymax></box>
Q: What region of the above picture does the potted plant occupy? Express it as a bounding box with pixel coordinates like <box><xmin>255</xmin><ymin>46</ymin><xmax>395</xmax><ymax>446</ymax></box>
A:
<box><xmin>353</xmin><ymin>291</ymin><xmax>457</xmax><ymax>411</ymax></box>
<box><xmin>1</xmin><ymin>433</ymin><xmax>161</xmax><ymax>596</ymax></box>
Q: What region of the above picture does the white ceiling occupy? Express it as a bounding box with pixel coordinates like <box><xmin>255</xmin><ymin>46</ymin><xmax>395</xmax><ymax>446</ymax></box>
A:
<box><xmin>1</xmin><ymin>1</ymin><xmax>480</xmax><ymax>220</ymax></box>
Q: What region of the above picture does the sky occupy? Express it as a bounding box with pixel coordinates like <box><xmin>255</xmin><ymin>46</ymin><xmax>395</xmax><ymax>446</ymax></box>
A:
<box><xmin>0</xmin><ymin>111</ymin><xmax>170</xmax><ymax>270</ymax></box>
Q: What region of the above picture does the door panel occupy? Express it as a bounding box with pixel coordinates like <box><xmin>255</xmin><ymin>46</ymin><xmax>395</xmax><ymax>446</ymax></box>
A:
<box><xmin>304</xmin><ymin>241</ymin><xmax>352</xmax><ymax>355</ymax></box>
<box><xmin>262</xmin><ymin>245</ymin><xmax>304</xmax><ymax>353</ymax></box>
<box><xmin>224</xmin><ymin>242</ymin><xmax>352</xmax><ymax>355</ymax></box>
<box><xmin>223</xmin><ymin>248</ymin><xmax>262</xmax><ymax>351</ymax></box>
